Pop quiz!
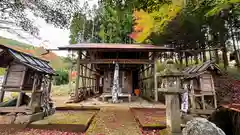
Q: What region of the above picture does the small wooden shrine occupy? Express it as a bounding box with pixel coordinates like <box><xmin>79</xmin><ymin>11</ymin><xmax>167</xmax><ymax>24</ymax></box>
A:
<box><xmin>0</xmin><ymin>44</ymin><xmax>55</xmax><ymax>117</ymax></box>
<box><xmin>58</xmin><ymin>43</ymin><xmax>174</xmax><ymax>102</ymax></box>
<box><xmin>182</xmin><ymin>60</ymin><xmax>222</xmax><ymax>114</ymax></box>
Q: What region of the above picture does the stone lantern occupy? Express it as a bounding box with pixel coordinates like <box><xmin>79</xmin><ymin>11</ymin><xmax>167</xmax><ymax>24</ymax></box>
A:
<box><xmin>158</xmin><ymin>59</ymin><xmax>185</xmax><ymax>134</ymax></box>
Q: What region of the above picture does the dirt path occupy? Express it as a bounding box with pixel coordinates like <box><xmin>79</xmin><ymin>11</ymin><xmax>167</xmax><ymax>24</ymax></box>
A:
<box><xmin>86</xmin><ymin>107</ymin><xmax>142</xmax><ymax>135</ymax></box>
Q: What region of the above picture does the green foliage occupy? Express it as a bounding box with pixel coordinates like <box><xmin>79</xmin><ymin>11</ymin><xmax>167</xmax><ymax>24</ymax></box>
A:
<box><xmin>206</xmin><ymin>0</ymin><xmax>240</xmax><ymax>16</ymax></box>
<box><xmin>98</xmin><ymin>1</ymin><xmax>133</xmax><ymax>43</ymax></box>
<box><xmin>54</xmin><ymin>70</ymin><xmax>69</xmax><ymax>85</ymax></box>
<box><xmin>51</xmin><ymin>84</ymin><xmax>71</xmax><ymax>96</ymax></box>
<box><xmin>156</xmin><ymin>60</ymin><xmax>186</xmax><ymax>73</ymax></box>
<box><xmin>0</xmin><ymin>0</ymin><xmax>79</xmax><ymax>36</ymax></box>
<box><xmin>0</xmin><ymin>68</ymin><xmax>5</xmax><ymax>75</ymax></box>
<box><xmin>69</xmin><ymin>2</ymin><xmax>101</xmax><ymax>44</ymax></box>
<box><xmin>218</xmin><ymin>63</ymin><xmax>240</xmax><ymax>80</ymax></box>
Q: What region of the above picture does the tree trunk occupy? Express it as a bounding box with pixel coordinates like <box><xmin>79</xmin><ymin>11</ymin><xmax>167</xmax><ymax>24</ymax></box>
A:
<box><xmin>219</xmin><ymin>19</ymin><xmax>228</xmax><ymax>70</ymax></box>
<box><xmin>180</xmin><ymin>52</ymin><xmax>183</xmax><ymax>65</ymax></box>
<box><xmin>203</xmin><ymin>51</ymin><xmax>207</xmax><ymax>62</ymax></box>
<box><xmin>194</xmin><ymin>53</ymin><xmax>199</xmax><ymax>64</ymax></box>
<box><xmin>222</xmin><ymin>47</ymin><xmax>228</xmax><ymax>70</ymax></box>
<box><xmin>209</xmin><ymin>50</ymin><xmax>212</xmax><ymax>60</ymax></box>
<box><xmin>200</xmin><ymin>52</ymin><xmax>203</xmax><ymax>62</ymax></box>
<box><xmin>215</xmin><ymin>49</ymin><xmax>220</xmax><ymax>64</ymax></box>
<box><xmin>185</xmin><ymin>55</ymin><xmax>188</xmax><ymax>66</ymax></box>
<box><xmin>230</xmin><ymin>19</ymin><xmax>240</xmax><ymax>68</ymax></box>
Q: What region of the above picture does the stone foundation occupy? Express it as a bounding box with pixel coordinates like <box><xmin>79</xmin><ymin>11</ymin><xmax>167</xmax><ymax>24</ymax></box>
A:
<box><xmin>0</xmin><ymin>108</ymin><xmax>55</xmax><ymax>125</ymax></box>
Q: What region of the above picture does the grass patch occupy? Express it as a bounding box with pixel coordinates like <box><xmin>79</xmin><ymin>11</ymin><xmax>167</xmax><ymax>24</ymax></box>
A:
<box><xmin>31</xmin><ymin>111</ymin><xmax>97</xmax><ymax>125</ymax></box>
<box><xmin>44</xmin><ymin>111</ymin><xmax>96</xmax><ymax>125</ymax></box>
<box><xmin>3</xmin><ymin>92</ymin><xmax>19</xmax><ymax>102</ymax></box>
<box><xmin>30</xmin><ymin>111</ymin><xmax>97</xmax><ymax>133</ymax></box>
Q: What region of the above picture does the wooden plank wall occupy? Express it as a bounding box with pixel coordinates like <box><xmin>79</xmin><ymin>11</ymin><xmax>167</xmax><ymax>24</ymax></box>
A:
<box><xmin>75</xmin><ymin>51</ymin><xmax>99</xmax><ymax>100</ymax></box>
<box><xmin>138</xmin><ymin>52</ymin><xmax>158</xmax><ymax>101</ymax></box>
<box><xmin>102</xmin><ymin>70</ymin><xmax>132</xmax><ymax>94</ymax></box>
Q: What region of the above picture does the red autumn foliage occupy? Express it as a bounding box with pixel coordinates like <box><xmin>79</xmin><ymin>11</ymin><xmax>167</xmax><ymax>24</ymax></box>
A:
<box><xmin>7</xmin><ymin>45</ymin><xmax>58</xmax><ymax>62</ymax></box>
<box><xmin>128</xmin><ymin>32</ymin><xmax>140</xmax><ymax>40</ymax></box>
<box><xmin>71</xmin><ymin>71</ymin><xmax>77</xmax><ymax>79</ymax></box>
<box><xmin>215</xmin><ymin>75</ymin><xmax>240</xmax><ymax>104</ymax></box>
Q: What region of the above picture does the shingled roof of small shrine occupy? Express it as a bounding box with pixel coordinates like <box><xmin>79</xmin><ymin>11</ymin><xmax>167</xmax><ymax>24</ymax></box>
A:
<box><xmin>0</xmin><ymin>44</ymin><xmax>55</xmax><ymax>75</ymax></box>
<box><xmin>183</xmin><ymin>60</ymin><xmax>222</xmax><ymax>78</ymax></box>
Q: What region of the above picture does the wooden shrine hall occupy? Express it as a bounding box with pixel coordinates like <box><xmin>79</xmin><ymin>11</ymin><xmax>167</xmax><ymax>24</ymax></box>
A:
<box><xmin>0</xmin><ymin>44</ymin><xmax>55</xmax><ymax>116</ymax></box>
<box><xmin>58</xmin><ymin>43</ymin><xmax>174</xmax><ymax>102</ymax></box>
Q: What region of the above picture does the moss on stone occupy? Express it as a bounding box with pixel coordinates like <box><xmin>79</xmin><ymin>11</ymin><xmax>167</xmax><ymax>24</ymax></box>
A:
<box><xmin>31</xmin><ymin>111</ymin><xmax>97</xmax><ymax>126</ymax></box>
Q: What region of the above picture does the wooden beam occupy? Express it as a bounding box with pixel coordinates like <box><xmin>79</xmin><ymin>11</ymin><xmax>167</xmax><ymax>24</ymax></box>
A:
<box><xmin>138</xmin><ymin>76</ymin><xmax>153</xmax><ymax>81</ymax></box>
<box><xmin>0</xmin><ymin>107</ymin><xmax>32</xmax><ymax>113</ymax></box>
<box><xmin>189</xmin><ymin>109</ymin><xmax>215</xmax><ymax>115</ymax></box>
<box><xmin>75</xmin><ymin>51</ymin><xmax>81</xmax><ymax>99</ymax></box>
<box><xmin>79</xmin><ymin>59</ymin><xmax>154</xmax><ymax>64</ymax></box>
<box><xmin>153</xmin><ymin>53</ymin><xmax>158</xmax><ymax>102</ymax></box>
<box><xmin>138</xmin><ymin>65</ymin><xmax>153</xmax><ymax>74</ymax></box>
<box><xmin>80</xmin><ymin>64</ymin><xmax>98</xmax><ymax>73</ymax></box>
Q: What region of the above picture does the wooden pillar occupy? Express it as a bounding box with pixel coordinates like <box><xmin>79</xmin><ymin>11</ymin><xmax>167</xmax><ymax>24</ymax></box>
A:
<box><xmin>165</xmin><ymin>77</ymin><xmax>181</xmax><ymax>134</ymax></box>
<box><xmin>0</xmin><ymin>67</ymin><xmax>8</xmax><ymax>103</ymax></box>
<box><xmin>141</xmin><ymin>66</ymin><xmax>145</xmax><ymax>96</ymax></box>
<box><xmin>84</xmin><ymin>63</ymin><xmax>88</xmax><ymax>95</ymax></box>
<box><xmin>154</xmin><ymin>53</ymin><xmax>158</xmax><ymax>102</ymax></box>
<box><xmin>75</xmin><ymin>51</ymin><xmax>81</xmax><ymax>100</ymax></box>
<box><xmin>48</xmin><ymin>76</ymin><xmax>52</xmax><ymax>100</ymax></box>
<box><xmin>0</xmin><ymin>90</ymin><xmax>5</xmax><ymax>103</ymax></box>
<box><xmin>29</xmin><ymin>73</ymin><xmax>38</xmax><ymax>107</ymax></box>
<box><xmin>189</xmin><ymin>80</ymin><xmax>196</xmax><ymax>109</ymax></box>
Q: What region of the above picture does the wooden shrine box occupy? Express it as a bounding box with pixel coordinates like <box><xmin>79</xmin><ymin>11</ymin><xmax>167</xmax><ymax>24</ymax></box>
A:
<box><xmin>3</xmin><ymin>63</ymin><xmax>42</xmax><ymax>91</ymax></box>
<box><xmin>0</xmin><ymin>44</ymin><xmax>55</xmax><ymax>113</ymax></box>
<box><xmin>183</xmin><ymin>60</ymin><xmax>222</xmax><ymax>114</ymax></box>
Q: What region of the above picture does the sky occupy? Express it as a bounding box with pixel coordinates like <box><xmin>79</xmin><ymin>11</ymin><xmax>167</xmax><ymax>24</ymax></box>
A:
<box><xmin>0</xmin><ymin>0</ymin><xmax>99</xmax><ymax>57</ymax></box>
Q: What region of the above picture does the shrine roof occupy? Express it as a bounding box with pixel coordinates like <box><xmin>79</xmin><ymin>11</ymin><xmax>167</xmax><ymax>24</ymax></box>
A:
<box><xmin>58</xmin><ymin>43</ymin><xmax>174</xmax><ymax>52</ymax></box>
<box><xmin>0</xmin><ymin>44</ymin><xmax>55</xmax><ymax>75</ymax></box>
<box><xmin>183</xmin><ymin>60</ymin><xmax>222</xmax><ymax>78</ymax></box>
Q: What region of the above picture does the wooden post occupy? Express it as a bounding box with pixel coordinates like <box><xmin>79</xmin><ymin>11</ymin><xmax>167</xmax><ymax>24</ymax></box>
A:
<box><xmin>165</xmin><ymin>77</ymin><xmax>181</xmax><ymax>134</ymax></box>
<box><xmin>48</xmin><ymin>76</ymin><xmax>52</xmax><ymax>100</ymax></box>
<box><xmin>0</xmin><ymin>67</ymin><xmax>9</xmax><ymax>103</ymax></box>
<box><xmin>0</xmin><ymin>89</ymin><xmax>5</xmax><ymax>103</ymax></box>
<box><xmin>154</xmin><ymin>53</ymin><xmax>158</xmax><ymax>102</ymax></box>
<box><xmin>84</xmin><ymin>63</ymin><xmax>88</xmax><ymax>95</ymax></box>
<box><xmin>210</xmin><ymin>75</ymin><xmax>217</xmax><ymax>109</ymax></box>
<box><xmin>75</xmin><ymin>51</ymin><xmax>81</xmax><ymax>100</ymax></box>
<box><xmin>189</xmin><ymin>80</ymin><xmax>196</xmax><ymax>109</ymax></box>
<box><xmin>29</xmin><ymin>73</ymin><xmax>38</xmax><ymax>107</ymax></box>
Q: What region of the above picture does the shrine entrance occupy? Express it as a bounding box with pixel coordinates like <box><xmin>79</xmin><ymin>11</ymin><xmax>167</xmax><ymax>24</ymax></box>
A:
<box><xmin>58</xmin><ymin>43</ymin><xmax>174</xmax><ymax>103</ymax></box>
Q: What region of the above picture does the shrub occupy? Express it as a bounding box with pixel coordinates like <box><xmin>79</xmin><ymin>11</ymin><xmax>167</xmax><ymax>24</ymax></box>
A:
<box><xmin>54</xmin><ymin>70</ymin><xmax>69</xmax><ymax>85</ymax></box>
<box><xmin>0</xmin><ymin>68</ymin><xmax>5</xmax><ymax>75</ymax></box>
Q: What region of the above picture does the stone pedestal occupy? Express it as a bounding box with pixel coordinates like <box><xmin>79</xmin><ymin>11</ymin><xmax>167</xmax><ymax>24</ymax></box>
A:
<box><xmin>166</xmin><ymin>94</ymin><xmax>182</xmax><ymax>133</ymax></box>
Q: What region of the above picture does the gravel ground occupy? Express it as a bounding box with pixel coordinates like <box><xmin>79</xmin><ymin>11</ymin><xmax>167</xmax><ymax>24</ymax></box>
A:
<box><xmin>86</xmin><ymin>107</ymin><xmax>142</xmax><ymax>135</ymax></box>
<box><xmin>131</xmin><ymin>108</ymin><xmax>166</xmax><ymax>128</ymax></box>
